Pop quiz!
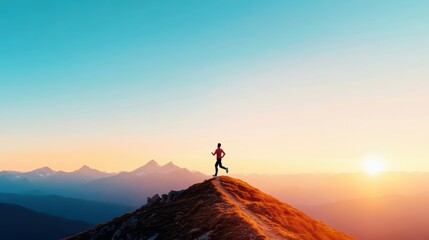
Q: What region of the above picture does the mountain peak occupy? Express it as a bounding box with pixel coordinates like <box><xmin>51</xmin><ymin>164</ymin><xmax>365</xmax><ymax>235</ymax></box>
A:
<box><xmin>131</xmin><ymin>160</ymin><xmax>161</xmax><ymax>176</ymax></box>
<box><xmin>29</xmin><ymin>167</ymin><xmax>55</xmax><ymax>177</ymax></box>
<box><xmin>77</xmin><ymin>165</ymin><xmax>91</xmax><ymax>171</ymax></box>
<box><xmin>66</xmin><ymin>176</ymin><xmax>352</xmax><ymax>240</ymax></box>
<box><xmin>35</xmin><ymin>167</ymin><xmax>54</xmax><ymax>172</ymax></box>
<box><xmin>145</xmin><ymin>159</ymin><xmax>160</xmax><ymax>167</ymax></box>
<box><xmin>70</xmin><ymin>165</ymin><xmax>113</xmax><ymax>181</ymax></box>
<box><xmin>164</xmin><ymin>161</ymin><xmax>175</xmax><ymax>166</ymax></box>
<box><xmin>74</xmin><ymin>165</ymin><xmax>102</xmax><ymax>174</ymax></box>
<box><xmin>160</xmin><ymin>161</ymin><xmax>182</xmax><ymax>173</ymax></box>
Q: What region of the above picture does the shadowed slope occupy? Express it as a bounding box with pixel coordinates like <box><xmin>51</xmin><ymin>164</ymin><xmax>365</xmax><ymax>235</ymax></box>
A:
<box><xmin>0</xmin><ymin>203</ymin><xmax>92</xmax><ymax>240</ymax></box>
<box><xmin>66</xmin><ymin>176</ymin><xmax>352</xmax><ymax>240</ymax></box>
<box><xmin>0</xmin><ymin>192</ymin><xmax>133</xmax><ymax>224</ymax></box>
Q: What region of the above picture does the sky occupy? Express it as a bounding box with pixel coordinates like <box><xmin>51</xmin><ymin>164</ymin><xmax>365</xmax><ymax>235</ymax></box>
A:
<box><xmin>1</xmin><ymin>0</ymin><xmax>428</xmax><ymax>174</ymax></box>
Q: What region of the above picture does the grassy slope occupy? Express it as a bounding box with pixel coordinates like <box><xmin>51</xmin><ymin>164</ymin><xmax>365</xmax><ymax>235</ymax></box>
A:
<box><xmin>219</xmin><ymin>176</ymin><xmax>353</xmax><ymax>240</ymax></box>
<box><xmin>66</xmin><ymin>177</ymin><xmax>265</xmax><ymax>239</ymax></box>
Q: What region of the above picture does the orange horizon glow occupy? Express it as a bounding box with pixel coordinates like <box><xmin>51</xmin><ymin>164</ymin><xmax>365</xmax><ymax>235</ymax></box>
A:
<box><xmin>0</xmin><ymin>146</ymin><xmax>425</xmax><ymax>175</ymax></box>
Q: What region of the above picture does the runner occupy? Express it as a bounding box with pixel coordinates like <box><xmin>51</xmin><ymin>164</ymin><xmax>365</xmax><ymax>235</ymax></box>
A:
<box><xmin>211</xmin><ymin>143</ymin><xmax>228</xmax><ymax>177</ymax></box>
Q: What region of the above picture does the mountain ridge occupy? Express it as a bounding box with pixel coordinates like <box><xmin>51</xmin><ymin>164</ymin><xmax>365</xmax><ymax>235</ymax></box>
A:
<box><xmin>66</xmin><ymin>176</ymin><xmax>352</xmax><ymax>240</ymax></box>
<box><xmin>0</xmin><ymin>160</ymin><xmax>196</xmax><ymax>180</ymax></box>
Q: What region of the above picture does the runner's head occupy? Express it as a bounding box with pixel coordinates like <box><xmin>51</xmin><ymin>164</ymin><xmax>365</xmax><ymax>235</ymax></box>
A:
<box><xmin>217</xmin><ymin>143</ymin><xmax>221</xmax><ymax>148</ymax></box>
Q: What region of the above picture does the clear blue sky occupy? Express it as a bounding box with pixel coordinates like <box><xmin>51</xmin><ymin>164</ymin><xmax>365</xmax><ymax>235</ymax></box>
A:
<box><xmin>1</xmin><ymin>1</ymin><xmax>428</xmax><ymax>173</ymax></box>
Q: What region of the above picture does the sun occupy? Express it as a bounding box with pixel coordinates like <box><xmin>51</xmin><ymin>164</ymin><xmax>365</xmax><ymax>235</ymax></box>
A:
<box><xmin>363</xmin><ymin>155</ymin><xmax>385</xmax><ymax>175</ymax></box>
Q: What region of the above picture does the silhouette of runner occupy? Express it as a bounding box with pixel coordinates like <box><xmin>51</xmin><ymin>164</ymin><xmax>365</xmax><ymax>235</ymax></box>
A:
<box><xmin>211</xmin><ymin>143</ymin><xmax>228</xmax><ymax>177</ymax></box>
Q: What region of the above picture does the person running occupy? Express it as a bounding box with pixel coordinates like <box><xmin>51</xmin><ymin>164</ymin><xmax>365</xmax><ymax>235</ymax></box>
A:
<box><xmin>211</xmin><ymin>143</ymin><xmax>228</xmax><ymax>177</ymax></box>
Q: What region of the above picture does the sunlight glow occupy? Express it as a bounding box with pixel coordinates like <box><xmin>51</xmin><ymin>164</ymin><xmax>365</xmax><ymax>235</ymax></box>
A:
<box><xmin>363</xmin><ymin>155</ymin><xmax>385</xmax><ymax>175</ymax></box>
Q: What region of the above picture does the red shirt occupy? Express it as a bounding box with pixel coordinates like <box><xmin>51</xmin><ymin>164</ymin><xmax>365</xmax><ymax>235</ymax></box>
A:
<box><xmin>214</xmin><ymin>148</ymin><xmax>224</xmax><ymax>159</ymax></box>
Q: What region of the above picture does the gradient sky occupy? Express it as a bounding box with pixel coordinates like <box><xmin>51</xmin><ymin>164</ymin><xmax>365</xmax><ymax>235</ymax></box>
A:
<box><xmin>1</xmin><ymin>0</ymin><xmax>428</xmax><ymax>174</ymax></box>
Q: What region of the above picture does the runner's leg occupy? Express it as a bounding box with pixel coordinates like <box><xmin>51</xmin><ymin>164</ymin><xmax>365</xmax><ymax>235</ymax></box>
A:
<box><xmin>214</xmin><ymin>161</ymin><xmax>219</xmax><ymax>176</ymax></box>
<box><xmin>218</xmin><ymin>159</ymin><xmax>227</xmax><ymax>171</ymax></box>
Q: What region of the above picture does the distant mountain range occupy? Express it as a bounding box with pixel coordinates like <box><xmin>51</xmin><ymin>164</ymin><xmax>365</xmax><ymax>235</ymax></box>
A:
<box><xmin>0</xmin><ymin>160</ymin><xmax>208</xmax><ymax>207</ymax></box>
<box><xmin>80</xmin><ymin>160</ymin><xmax>208</xmax><ymax>206</ymax></box>
<box><xmin>1</xmin><ymin>164</ymin><xmax>113</xmax><ymax>183</ymax></box>
<box><xmin>66</xmin><ymin>176</ymin><xmax>352</xmax><ymax>240</ymax></box>
<box><xmin>0</xmin><ymin>203</ymin><xmax>92</xmax><ymax>240</ymax></box>
<box><xmin>0</xmin><ymin>164</ymin><xmax>113</xmax><ymax>194</ymax></box>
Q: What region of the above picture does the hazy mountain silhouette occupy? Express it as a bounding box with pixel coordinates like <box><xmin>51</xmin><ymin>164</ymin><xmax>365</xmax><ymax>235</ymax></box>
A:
<box><xmin>301</xmin><ymin>192</ymin><xmax>429</xmax><ymax>240</ymax></box>
<box><xmin>73</xmin><ymin>165</ymin><xmax>113</xmax><ymax>177</ymax></box>
<box><xmin>0</xmin><ymin>165</ymin><xmax>113</xmax><ymax>194</ymax></box>
<box><xmin>54</xmin><ymin>165</ymin><xmax>115</xmax><ymax>182</ymax></box>
<box><xmin>82</xmin><ymin>160</ymin><xmax>207</xmax><ymax>206</ymax></box>
<box><xmin>0</xmin><ymin>172</ymin><xmax>34</xmax><ymax>193</ymax></box>
<box><xmin>131</xmin><ymin>159</ymin><xmax>162</xmax><ymax>175</ymax></box>
<box><xmin>26</xmin><ymin>167</ymin><xmax>56</xmax><ymax>179</ymax></box>
<box><xmin>0</xmin><ymin>161</ymin><xmax>207</xmax><ymax>206</ymax></box>
<box><xmin>0</xmin><ymin>192</ymin><xmax>133</xmax><ymax>224</ymax></box>
<box><xmin>66</xmin><ymin>176</ymin><xmax>352</xmax><ymax>240</ymax></box>
<box><xmin>0</xmin><ymin>203</ymin><xmax>92</xmax><ymax>240</ymax></box>
<box><xmin>1</xmin><ymin>166</ymin><xmax>108</xmax><ymax>184</ymax></box>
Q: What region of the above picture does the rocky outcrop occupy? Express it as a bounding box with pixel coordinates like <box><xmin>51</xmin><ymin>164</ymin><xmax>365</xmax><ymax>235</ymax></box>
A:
<box><xmin>147</xmin><ymin>190</ymin><xmax>184</xmax><ymax>206</ymax></box>
<box><xmin>146</xmin><ymin>194</ymin><xmax>160</xmax><ymax>205</ymax></box>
